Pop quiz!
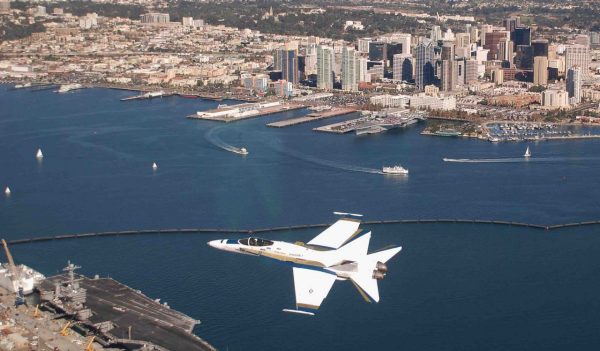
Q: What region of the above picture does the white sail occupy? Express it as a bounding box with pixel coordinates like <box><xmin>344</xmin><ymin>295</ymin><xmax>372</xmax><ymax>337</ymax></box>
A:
<box><xmin>36</xmin><ymin>148</ymin><xmax>43</xmax><ymax>159</ymax></box>
<box><xmin>4</xmin><ymin>187</ymin><xmax>11</xmax><ymax>196</ymax></box>
<box><xmin>524</xmin><ymin>147</ymin><xmax>531</xmax><ymax>158</ymax></box>
<box><xmin>152</xmin><ymin>162</ymin><xmax>158</xmax><ymax>170</ymax></box>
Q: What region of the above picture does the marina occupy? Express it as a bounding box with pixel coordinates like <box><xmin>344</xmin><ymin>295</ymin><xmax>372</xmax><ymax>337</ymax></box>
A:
<box><xmin>266</xmin><ymin>107</ymin><xmax>357</xmax><ymax>128</ymax></box>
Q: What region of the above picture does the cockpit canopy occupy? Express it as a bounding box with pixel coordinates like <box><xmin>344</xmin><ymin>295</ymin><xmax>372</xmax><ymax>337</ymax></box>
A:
<box><xmin>239</xmin><ymin>237</ymin><xmax>274</xmax><ymax>247</ymax></box>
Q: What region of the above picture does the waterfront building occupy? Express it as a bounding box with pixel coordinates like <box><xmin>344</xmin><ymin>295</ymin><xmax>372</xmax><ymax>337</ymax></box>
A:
<box><xmin>415</xmin><ymin>39</ymin><xmax>435</xmax><ymax>91</ymax></box>
<box><xmin>140</xmin><ymin>13</ymin><xmax>170</xmax><ymax>24</ymax></box>
<box><xmin>410</xmin><ymin>94</ymin><xmax>456</xmax><ymax>111</ymax></box>
<box><xmin>341</xmin><ymin>46</ymin><xmax>358</xmax><ymax>92</ymax></box>
<box><xmin>533</xmin><ymin>56</ymin><xmax>548</xmax><ymax>86</ymax></box>
<box><xmin>565</xmin><ymin>45</ymin><xmax>590</xmax><ymax>77</ymax></box>
<box><xmin>274</xmin><ymin>80</ymin><xmax>293</xmax><ymax>98</ymax></box>
<box><xmin>566</xmin><ymin>67</ymin><xmax>582</xmax><ymax>104</ymax></box>
<box><xmin>317</xmin><ymin>45</ymin><xmax>334</xmax><ymax>90</ymax></box>
<box><xmin>541</xmin><ymin>89</ymin><xmax>569</xmax><ymax>109</ymax></box>
<box><xmin>370</xmin><ymin>94</ymin><xmax>410</xmax><ymax>108</ymax></box>
<box><xmin>393</xmin><ymin>54</ymin><xmax>413</xmax><ymax>82</ymax></box>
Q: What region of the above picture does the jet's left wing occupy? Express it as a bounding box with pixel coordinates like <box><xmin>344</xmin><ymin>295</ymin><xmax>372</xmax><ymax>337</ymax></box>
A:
<box><xmin>291</xmin><ymin>267</ymin><xmax>337</xmax><ymax>312</ymax></box>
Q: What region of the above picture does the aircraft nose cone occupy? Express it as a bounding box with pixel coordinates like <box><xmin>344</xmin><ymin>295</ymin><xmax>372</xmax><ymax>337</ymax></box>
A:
<box><xmin>207</xmin><ymin>240</ymin><xmax>221</xmax><ymax>249</ymax></box>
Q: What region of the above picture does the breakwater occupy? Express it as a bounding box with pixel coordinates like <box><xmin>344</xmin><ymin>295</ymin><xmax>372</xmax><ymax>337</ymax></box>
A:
<box><xmin>7</xmin><ymin>219</ymin><xmax>600</xmax><ymax>246</ymax></box>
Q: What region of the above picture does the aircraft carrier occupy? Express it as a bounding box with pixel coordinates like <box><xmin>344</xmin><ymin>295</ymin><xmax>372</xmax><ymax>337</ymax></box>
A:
<box><xmin>0</xmin><ymin>240</ymin><xmax>216</xmax><ymax>351</ymax></box>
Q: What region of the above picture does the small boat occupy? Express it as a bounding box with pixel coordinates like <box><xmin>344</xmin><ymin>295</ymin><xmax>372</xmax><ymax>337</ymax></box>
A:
<box><xmin>524</xmin><ymin>146</ymin><xmax>531</xmax><ymax>158</ymax></box>
<box><xmin>4</xmin><ymin>187</ymin><xmax>11</xmax><ymax>196</ymax></box>
<box><xmin>36</xmin><ymin>148</ymin><xmax>43</xmax><ymax>159</ymax></box>
<box><xmin>382</xmin><ymin>165</ymin><xmax>408</xmax><ymax>175</ymax></box>
<box><xmin>152</xmin><ymin>162</ymin><xmax>158</xmax><ymax>170</ymax></box>
<box><xmin>237</xmin><ymin>147</ymin><xmax>249</xmax><ymax>155</ymax></box>
<box><xmin>217</xmin><ymin>103</ymin><xmax>228</xmax><ymax>109</ymax></box>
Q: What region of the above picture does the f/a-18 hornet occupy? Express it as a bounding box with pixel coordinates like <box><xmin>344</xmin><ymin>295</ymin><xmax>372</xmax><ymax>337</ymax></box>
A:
<box><xmin>208</xmin><ymin>213</ymin><xmax>402</xmax><ymax>315</ymax></box>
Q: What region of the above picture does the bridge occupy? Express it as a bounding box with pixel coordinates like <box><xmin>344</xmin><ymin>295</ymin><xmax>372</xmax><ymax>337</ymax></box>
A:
<box><xmin>5</xmin><ymin>219</ymin><xmax>600</xmax><ymax>246</ymax></box>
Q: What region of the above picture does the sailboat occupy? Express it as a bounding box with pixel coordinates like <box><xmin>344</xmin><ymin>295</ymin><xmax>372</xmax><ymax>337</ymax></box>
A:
<box><xmin>524</xmin><ymin>146</ymin><xmax>531</xmax><ymax>158</ymax></box>
<box><xmin>36</xmin><ymin>148</ymin><xmax>43</xmax><ymax>159</ymax></box>
<box><xmin>4</xmin><ymin>187</ymin><xmax>11</xmax><ymax>196</ymax></box>
<box><xmin>152</xmin><ymin>162</ymin><xmax>158</xmax><ymax>170</ymax></box>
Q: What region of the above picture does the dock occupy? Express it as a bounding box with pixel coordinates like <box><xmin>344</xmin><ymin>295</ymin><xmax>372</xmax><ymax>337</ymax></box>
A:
<box><xmin>267</xmin><ymin>107</ymin><xmax>357</xmax><ymax>128</ymax></box>
<box><xmin>120</xmin><ymin>90</ymin><xmax>173</xmax><ymax>101</ymax></box>
<box><xmin>188</xmin><ymin>102</ymin><xmax>306</xmax><ymax>122</ymax></box>
<box><xmin>313</xmin><ymin>116</ymin><xmax>369</xmax><ymax>134</ymax></box>
<box><xmin>37</xmin><ymin>266</ymin><xmax>216</xmax><ymax>351</ymax></box>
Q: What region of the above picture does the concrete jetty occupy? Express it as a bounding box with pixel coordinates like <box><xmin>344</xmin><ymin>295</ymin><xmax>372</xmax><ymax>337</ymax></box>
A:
<box><xmin>188</xmin><ymin>102</ymin><xmax>306</xmax><ymax>122</ymax></box>
<box><xmin>267</xmin><ymin>107</ymin><xmax>357</xmax><ymax>128</ymax></box>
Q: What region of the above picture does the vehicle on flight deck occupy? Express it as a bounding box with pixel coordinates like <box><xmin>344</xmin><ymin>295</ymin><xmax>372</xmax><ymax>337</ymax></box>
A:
<box><xmin>208</xmin><ymin>213</ymin><xmax>402</xmax><ymax>315</ymax></box>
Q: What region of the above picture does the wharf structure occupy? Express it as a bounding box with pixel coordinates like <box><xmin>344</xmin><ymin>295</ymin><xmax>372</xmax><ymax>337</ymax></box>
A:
<box><xmin>188</xmin><ymin>101</ymin><xmax>305</xmax><ymax>122</ymax></box>
<box><xmin>266</xmin><ymin>107</ymin><xmax>357</xmax><ymax>128</ymax></box>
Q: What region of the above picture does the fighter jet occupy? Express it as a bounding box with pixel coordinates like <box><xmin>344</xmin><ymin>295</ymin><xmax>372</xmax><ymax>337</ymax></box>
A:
<box><xmin>207</xmin><ymin>214</ymin><xmax>402</xmax><ymax>315</ymax></box>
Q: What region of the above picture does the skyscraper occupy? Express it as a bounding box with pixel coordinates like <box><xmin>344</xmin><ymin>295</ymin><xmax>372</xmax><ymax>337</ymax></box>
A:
<box><xmin>393</xmin><ymin>54</ymin><xmax>413</xmax><ymax>82</ymax></box>
<box><xmin>341</xmin><ymin>46</ymin><xmax>358</xmax><ymax>92</ymax></box>
<box><xmin>532</xmin><ymin>39</ymin><xmax>549</xmax><ymax>58</ymax></box>
<box><xmin>279</xmin><ymin>48</ymin><xmax>299</xmax><ymax>85</ymax></box>
<box><xmin>566</xmin><ymin>67</ymin><xmax>582</xmax><ymax>104</ymax></box>
<box><xmin>317</xmin><ymin>46</ymin><xmax>334</xmax><ymax>90</ymax></box>
<box><xmin>565</xmin><ymin>44</ymin><xmax>590</xmax><ymax>77</ymax></box>
<box><xmin>415</xmin><ymin>39</ymin><xmax>435</xmax><ymax>91</ymax></box>
<box><xmin>533</xmin><ymin>56</ymin><xmax>548</xmax><ymax>86</ymax></box>
<box><xmin>431</xmin><ymin>25</ymin><xmax>442</xmax><ymax>43</ymax></box>
<box><xmin>513</xmin><ymin>27</ymin><xmax>531</xmax><ymax>49</ymax></box>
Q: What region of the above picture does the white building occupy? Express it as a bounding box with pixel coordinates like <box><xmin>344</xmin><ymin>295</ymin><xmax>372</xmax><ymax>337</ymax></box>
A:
<box><xmin>341</xmin><ymin>46</ymin><xmax>358</xmax><ymax>92</ymax></box>
<box><xmin>541</xmin><ymin>89</ymin><xmax>569</xmax><ymax>109</ymax></box>
<box><xmin>317</xmin><ymin>45</ymin><xmax>334</xmax><ymax>90</ymax></box>
<box><xmin>565</xmin><ymin>44</ymin><xmax>590</xmax><ymax>77</ymax></box>
<box><xmin>410</xmin><ymin>94</ymin><xmax>457</xmax><ymax>111</ymax></box>
<box><xmin>370</xmin><ymin>94</ymin><xmax>410</xmax><ymax>108</ymax></box>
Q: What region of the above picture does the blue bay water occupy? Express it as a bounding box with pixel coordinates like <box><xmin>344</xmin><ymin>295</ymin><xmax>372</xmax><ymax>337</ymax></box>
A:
<box><xmin>2</xmin><ymin>85</ymin><xmax>600</xmax><ymax>350</ymax></box>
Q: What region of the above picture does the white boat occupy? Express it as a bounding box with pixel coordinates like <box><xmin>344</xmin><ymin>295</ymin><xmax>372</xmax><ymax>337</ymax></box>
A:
<box><xmin>152</xmin><ymin>162</ymin><xmax>158</xmax><ymax>170</ymax></box>
<box><xmin>382</xmin><ymin>165</ymin><xmax>408</xmax><ymax>175</ymax></box>
<box><xmin>524</xmin><ymin>146</ymin><xmax>531</xmax><ymax>158</ymax></box>
<box><xmin>36</xmin><ymin>148</ymin><xmax>43</xmax><ymax>159</ymax></box>
<box><xmin>4</xmin><ymin>186</ymin><xmax>10</xmax><ymax>196</ymax></box>
<box><xmin>236</xmin><ymin>147</ymin><xmax>249</xmax><ymax>155</ymax></box>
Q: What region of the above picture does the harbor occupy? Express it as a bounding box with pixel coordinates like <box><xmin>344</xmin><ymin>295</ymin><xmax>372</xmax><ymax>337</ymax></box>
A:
<box><xmin>266</xmin><ymin>107</ymin><xmax>357</xmax><ymax>128</ymax></box>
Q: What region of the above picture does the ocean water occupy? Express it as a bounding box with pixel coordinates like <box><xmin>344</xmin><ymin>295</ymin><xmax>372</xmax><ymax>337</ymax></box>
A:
<box><xmin>2</xmin><ymin>85</ymin><xmax>600</xmax><ymax>350</ymax></box>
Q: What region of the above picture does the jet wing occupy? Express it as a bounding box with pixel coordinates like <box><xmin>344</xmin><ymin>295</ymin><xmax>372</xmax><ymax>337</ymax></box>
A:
<box><xmin>292</xmin><ymin>267</ymin><xmax>337</xmax><ymax>311</ymax></box>
<box><xmin>307</xmin><ymin>218</ymin><xmax>361</xmax><ymax>249</ymax></box>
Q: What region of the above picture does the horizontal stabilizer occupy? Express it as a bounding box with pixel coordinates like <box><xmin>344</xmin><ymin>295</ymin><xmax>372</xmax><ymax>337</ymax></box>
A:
<box><xmin>351</xmin><ymin>272</ymin><xmax>380</xmax><ymax>303</ymax></box>
<box><xmin>368</xmin><ymin>246</ymin><xmax>402</xmax><ymax>264</ymax></box>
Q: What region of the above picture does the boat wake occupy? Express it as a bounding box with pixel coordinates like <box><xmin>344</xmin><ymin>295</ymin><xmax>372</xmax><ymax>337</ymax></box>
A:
<box><xmin>443</xmin><ymin>157</ymin><xmax>600</xmax><ymax>163</ymax></box>
<box><xmin>267</xmin><ymin>141</ymin><xmax>383</xmax><ymax>175</ymax></box>
<box><xmin>205</xmin><ymin>126</ymin><xmax>247</xmax><ymax>155</ymax></box>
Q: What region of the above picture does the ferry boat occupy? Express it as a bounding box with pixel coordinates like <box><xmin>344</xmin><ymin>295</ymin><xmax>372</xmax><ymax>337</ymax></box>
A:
<box><xmin>382</xmin><ymin>165</ymin><xmax>408</xmax><ymax>175</ymax></box>
<box><xmin>524</xmin><ymin>146</ymin><xmax>531</xmax><ymax>158</ymax></box>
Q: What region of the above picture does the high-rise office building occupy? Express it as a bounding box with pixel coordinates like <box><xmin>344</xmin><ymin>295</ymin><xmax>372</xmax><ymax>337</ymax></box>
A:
<box><xmin>431</xmin><ymin>25</ymin><xmax>443</xmax><ymax>43</ymax></box>
<box><xmin>357</xmin><ymin>38</ymin><xmax>371</xmax><ymax>53</ymax></box>
<box><xmin>513</xmin><ymin>27</ymin><xmax>531</xmax><ymax>49</ymax></box>
<box><xmin>368</xmin><ymin>42</ymin><xmax>386</xmax><ymax>62</ymax></box>
<box><xmin>566</xmin><ymin>66</ymin><xmax>582</xmax><ymax>104</ymax></box>
<box><xmin>317</xmin><ymin>45</ymin><xmax>334</xmax><ymax>90</ymax></box>
<box><xmin>533</xmin><ymin>56</ymin><xmax>548</xmax><ymax>86</ymax></box>
<box><xmin>341</xmin><ymin>46</ymin><xmax>358</xmax><ymax>92</ymax></box>
<box><xmin>479</xmin><ymin>24</ymin><xmax>494</xmax><ymax>46</ymax></box>
<box><xmin>484</xmin><ymin>31</ymin><xmax>509</xmax><ymax>60</ymax></box>
<box><xmin>565</xmin><ymin>44</ymin><xmax>590</xmax><ymax>77</ymax></box>
<box><xmin>532</xmin><ymin>39</ymin><xmax>549</xmax><ymax>58</ymax></box>
<box><xmin>279</xmin><ymin>48</ymin><xmax>299</xmax><ymax>85</ymax></box>
<box><xmin>503</xmin><ymin>16</ymin><xmax>520</xmax><ymax>33</ymax></box>
<box><xmin>415</xmin><ymin>39</ymin><xmax>436</xmax><ymax>91</ymax></box>
<box><xmin>440</xmin><ymin>59</ymin><xmax>457</xmax><ymax>92</ymax></box>
<box><xmin>357</xmin><ymin>57</ymin><xmax>369</xmax><ymax>83</ymax></box>
<box><xmin>393</xmin><ymin>54</ymin><xmax>413</xmax><ymax>82</ymax></box>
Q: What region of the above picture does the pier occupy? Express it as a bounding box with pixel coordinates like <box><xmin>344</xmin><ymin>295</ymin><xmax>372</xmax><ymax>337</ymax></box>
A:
<box><xmin>8</xmin><ymin>219</ymin><xmax>600</xmax><ymax>246</ymax></box>
<box><xmin>120</xmin><ymin>90</ymin><xmax>173</xmax><ymax>101</ymax></box>
<box><xmin>267</xmin><ymin>107</ymin><xmax>357</xmax><ymax>128</ymax></box>
<box><xmin>187</xmin><ymin>102</ymin><xmax>306</xmax><ymax>122</ymax></box>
